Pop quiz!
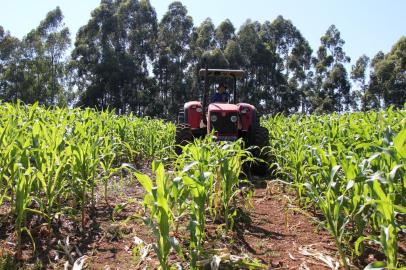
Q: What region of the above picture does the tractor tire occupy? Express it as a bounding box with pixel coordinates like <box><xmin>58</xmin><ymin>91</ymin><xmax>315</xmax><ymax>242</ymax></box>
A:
<box><xmin>175</xmin><ymin>123</ymin><xmax>193</xmax><ymax>155</ymax></box>
<box><xmin>177</xmin><ymin>108</ymin><xmax>185</xmax><ymax>124</ymax></box>
<box><xmin>249</xmin><ymin>125</ymin><xmax>269</xmax><ymax>148</ymax></box>
<box><xmin>247</xmin><ymin>115</ymin><xmax>272</xmax><ymax>176</ymax></box>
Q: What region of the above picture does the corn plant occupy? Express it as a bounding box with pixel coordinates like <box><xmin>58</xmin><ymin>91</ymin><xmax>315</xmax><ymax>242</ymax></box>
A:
<box><xmin>215</xmin><ymin>141</ymin><xmax>251</xmax><ymax>231</ymax></box>
<box><xmin>304</xmin><ymin>163</ymin><xmax>351</xmax><ymax>269</ymax></box>
<box><xmin>172</xmin><ymin>136</ymin><xmax>254</xmax><ymax>268</ymax></box>
<box><xmin>133</xmin><ymin>161</ymin><xmax>177</xmax><ymax>270</ymax></box>
<box><xmin>263</xmin><ymin>107</ymin><xmax>405</xmax><ymax>268</ymax></box>
<box><xmin>70</xmin><ymin>137</ymin><xmax>100</xmax><ymax>229</ymax></box>
<box><xmin>0</xmin><ymin>100</ymin><xmax>404</xmax><ymax>269</ymax></box>
<box><xmin>0</xmin><ymin>101</ymin><xmax>176</xmax><ymax>261</ymax></box>
<box><xmin>177</xmin><ymin>139</ymin><xmax>215</xmax><ymax>269</ymax></box>
<box><xmin>14</xmin><ymin>152</ymin><xmax>44</xmax><ymax>259</ymax></box>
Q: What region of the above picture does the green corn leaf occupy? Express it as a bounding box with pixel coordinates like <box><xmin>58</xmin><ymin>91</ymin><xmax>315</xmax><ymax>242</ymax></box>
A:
<box><xmin>330</xmin><ymin>165</ymin><xmax>341</xmax><ymax>184</ymax></box>
<box><xmin>355</xmin><ymin>235</ymin><xmax>375</xmax><ymax>255</ymax></box>
<box><xmin>393</xmin><ymin>128</ymin><xmax>406</xmax><ymax>158</ymax></box>
<box><xmin>394</xmin><ymin>204</ymin><xmax>406</xmax><ymax>214</ymax></box>
<box><xmin>135</xmin><ymin>172</ymin><xmax>153</xmax><ymax>193</ymax></box>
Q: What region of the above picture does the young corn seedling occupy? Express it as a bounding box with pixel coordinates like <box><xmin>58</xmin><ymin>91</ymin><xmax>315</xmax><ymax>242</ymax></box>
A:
<box><xmin>133</xmin><ymin>161</ymin><xmax>179</xmax><ymax>270</ymax></box>
<box><xmin>182</xmin><ymin>170</ymin><xmax>211</xmax><ymax>269</ymax></box>
<box><xmin>70</xmin><ymin>140</ymin><xmax>100</xmax><ymax>230</ymax></box>
<box><xmin>30</xmin><ymin>119</ymin><xmax>71</xmax><ymax>225</ymax></box>
<box><xmin>355</xmin><ymin>178</ymin><xmax>405</xmax><ymax>269</ymax></box>
<box><xmin>175</xmin><ymin>137</ymin><xmax>216</xmax><ymax>269</ymax></box>
<box><xmin>216</xmin><ymin>141</ymin><xmax>250</xmax><ymax>232</ymax></box>
<box><xmin>14</xmin><ymin>151</ymin><xmax>44</xmax><ymax>259</ymax></box>
<box><xmin>305</xmin><ymin>175</ymin><xmax>351</xmax><ymax>269</ymax></box>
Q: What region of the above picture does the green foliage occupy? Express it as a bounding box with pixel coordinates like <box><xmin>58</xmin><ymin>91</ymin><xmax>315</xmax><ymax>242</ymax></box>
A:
<box><xmin>1</xmin><ymin>3</ymin><xmax>404</xmax><ymax>116</ymax></box>
<box><xmin>313</xmin><ymin>25</ymin><xmax>352</xmax><ymax>113</ymax></box>
<box><xmin>70</xmin><ymin>0</ymin><xmax>157</xmax><ymax>112</ymax></box>
<box><xmin>153</xmin><ymin>1</ymin><xmax>193</xmax><ymax>117</ymax></box>
<box><xmin>130</xmin><ymin>136</ymin><xmax>254</xmax><ymax>269</ymax></box>
<box><xmin>263</xmin><ymin>107</ymin><xmax>406</xmax><ymax>269</ymax></box>
<box><xmin>0</xmin><ymin>7</ymin><xmax>70</xmax><ymax>105</ymax></box>
<box><xmin>1</xmin><ymin>100</ymin><xmax>404</xmax><ymax>269</ymax></box>
<box><xmin>0</xmin><ymin>101</ymin><xmax>174</xmax><ymax>257</ymax></box>
<box><xmin>215</xmin><ymin>19</ymin><xmax>235</xmax><ymax>50</ymax></box>
<box><xmin>351</xmin><ymin>55</ymin><xmax>370</xmax><ymax>111</ymax></box>
<box><xmin>368</xmin><ymin>36</ymin><xmax>406</xmax><ymax>108</ymax></box>
<box><xmin>134</xmin><ymin>161</ymin><xmax>174</xmax><ymax>270</ymax></box>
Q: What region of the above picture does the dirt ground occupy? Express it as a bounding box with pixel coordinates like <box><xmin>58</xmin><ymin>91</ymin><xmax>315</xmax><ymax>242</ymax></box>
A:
<box><xmin>8</xmin><ymin>170</ymin><xmax>396</xmax><ymax>269</ymax></box>
<box><xmin>232</xmin><ymin>181</ymin><xmax>340</xmax><ymax>270</ymax></box>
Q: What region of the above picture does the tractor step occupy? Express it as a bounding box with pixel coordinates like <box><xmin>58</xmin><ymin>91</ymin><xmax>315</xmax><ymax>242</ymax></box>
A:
<box><xmin>215</xmin><ymin>135</ymin><xmax>237</xmax><ymax>141</ymax></box>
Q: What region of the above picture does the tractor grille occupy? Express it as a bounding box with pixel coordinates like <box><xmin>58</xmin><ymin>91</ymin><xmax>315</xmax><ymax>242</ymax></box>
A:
<box><xmin>210</xmin><ymin>112</ymin><xmax>238</xmax><ymax>135</ymax></box>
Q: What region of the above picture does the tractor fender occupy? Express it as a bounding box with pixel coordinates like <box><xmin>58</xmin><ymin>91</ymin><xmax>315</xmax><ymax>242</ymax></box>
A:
<box><xmin>237</xmin><ymin>103</ymin><xmax>256</xmax><ymax>131</ymax></box>
<box><xmin>184</xmin><ymin>101</ymin><xmax>203</xmax><ymax>129</ymax></box>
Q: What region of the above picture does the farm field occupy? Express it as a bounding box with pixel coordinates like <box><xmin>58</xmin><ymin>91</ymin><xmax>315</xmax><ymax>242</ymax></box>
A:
<box><xmin>0</xmin><ymin>102</ymin><xmax>405</xmax><ymax>270</ymax></box>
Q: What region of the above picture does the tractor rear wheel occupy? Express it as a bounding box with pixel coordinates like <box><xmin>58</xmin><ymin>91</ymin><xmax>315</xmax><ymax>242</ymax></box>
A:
<box><xmin>175</xmin><ymin>123</ymin><xmax>193</xmax><ymax>154</ymax></box>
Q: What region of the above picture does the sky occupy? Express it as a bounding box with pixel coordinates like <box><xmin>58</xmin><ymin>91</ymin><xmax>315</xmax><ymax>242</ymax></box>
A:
<box><xmin>1</xmin><ymin>0</ymin><xmax>405</xmax><ymax>64</ymax></box>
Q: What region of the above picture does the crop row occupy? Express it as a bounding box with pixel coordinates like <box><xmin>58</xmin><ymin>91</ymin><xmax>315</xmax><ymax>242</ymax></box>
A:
<box><xmin>0</xmin><ymin>101</ymin><xmax>404</xmax><ymax>269</ymax></box>
<box><xmin>131</xmin><ymin>137</ymin><xmax>264</xmax><ymax>269</ymax></box>
<box><xmin>0</xmin><ymin>102</ymin><xmax>262</xmax><ymax>269</ymax></box>
<box><xmin>0</xmin><ymin>101</ymin><xmax>174</xmax><ymax>259</ymax></box>
<box><xmin>263</xmin><ymin>108</ymin><xmax>405</xmax><ymax>269</ymax></box>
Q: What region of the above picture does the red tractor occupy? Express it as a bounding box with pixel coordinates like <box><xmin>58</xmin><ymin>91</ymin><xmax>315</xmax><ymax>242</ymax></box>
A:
<box><xmin>175</xmin><ymin>68</ymin><xmax>270</xmax><ymax>172</ymax></box>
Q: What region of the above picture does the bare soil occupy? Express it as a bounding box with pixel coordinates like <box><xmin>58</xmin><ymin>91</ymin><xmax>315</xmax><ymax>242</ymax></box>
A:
<box><xmin>0</xmin><ymin>175</ymin><xmax>378</xmax><ymax>270</ymax></box>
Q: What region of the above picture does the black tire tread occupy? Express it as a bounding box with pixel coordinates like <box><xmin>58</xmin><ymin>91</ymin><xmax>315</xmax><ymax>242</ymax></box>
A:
<box><xmin>247</xmin><ymin>112</ymin><xmax>271</xmax><ymax>176</ymax></box>
<box><xmin>175</xmin><ymin>123</ymin><xmax>193</xmax><ymax>154</ymax></box>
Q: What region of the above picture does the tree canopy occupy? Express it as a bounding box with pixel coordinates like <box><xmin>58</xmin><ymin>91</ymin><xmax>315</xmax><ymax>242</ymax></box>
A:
<box><xmin>0</xmin><ymin>1</ymin><xmax>404</xmax><ymax>117</ymax></box>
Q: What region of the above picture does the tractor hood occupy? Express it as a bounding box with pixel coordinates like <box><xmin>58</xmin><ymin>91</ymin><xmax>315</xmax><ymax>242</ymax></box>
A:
<box><xmin>208</xmin><ymin>103</ymin><xmax>239</xmax><ymax>112</ymax></box>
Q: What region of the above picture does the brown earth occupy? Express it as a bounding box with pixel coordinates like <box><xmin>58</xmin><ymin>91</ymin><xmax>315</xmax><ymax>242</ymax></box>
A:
<box><xmin>0</xmin><ymin>175</ymin><xmax>364</xmax><ymax>270</ymax></box>
<box><xmin>230</xmin><ymin>181</ymin><xmax>340</xmax><ymax>270</ymax></box>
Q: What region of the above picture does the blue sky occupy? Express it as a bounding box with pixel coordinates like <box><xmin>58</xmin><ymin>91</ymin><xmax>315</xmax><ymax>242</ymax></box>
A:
<box><xmin>1</xmin><ymin>0</ymin><xmax>405</xmax><ymax>64</ymax></box>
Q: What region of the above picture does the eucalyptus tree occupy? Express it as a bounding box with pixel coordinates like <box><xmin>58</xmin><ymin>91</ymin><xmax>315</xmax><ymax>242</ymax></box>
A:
<box><xmin>188</xmin><ymin>18</ymin><xmax>216</xmax><ymax>99</ymax></box>
<box><xmin>267</xmin><ymin>16</ymin><xmax>312</xmax><ymax>113</ymax></box>
<box><xmin>37</xmin><ymin>7</ymin><xmax>71</xmax><ymax>105</ymax></box>
<box><xmin>71</xmin><ymin>0</ymin><xmax>157</xmax><ymax>113</ymax></box>
<box><xmin>119</xmin><ymin>0</ymin><xmax>158</xmax><ymax>114</ymax></box>
<box><xmin>351</xmin><ymin>55</ymin><xmax>370</xmax><ymax>111</ymax></box>
<box><xmin>193</xmin><ymin>18</ymin><xmax>216</xmax><ymax>52</ymax></box>
<box><xmin>0</xmin><ymin>26</ymin><xmax>20</xmax><ymax>100</ymax></box>
<box><xmin>224</xmin><ymin>39</ymin><xmax>244</xmax><ymax>69</ymax></box>
<box><xmin>239</xmin><ymin>17</ymin><xmax>312</xmax><ymax>114</ymax></box>
<box><xmin>237</xmin><ymin>20</ymin><xmax>270</xmax><ymax>111</ymax></box>
<box><xmin>0</xmin><ymin>8</ymin><xmax>70</xmax><ymax>105</ymax></box>
<box><xmin>368</xmin><ymin>37</ymin><xmax>406</xmax><ymax>108</ymax></box>
<box><xmin>313</xmin><ymin>25</ymin><xmax>351</xmax><ymax>113</ymax></box>
<box><xmin>153</xmin><ymin>1</ymin><xmax>193</xmax><ymax>118</ymax></box>
<box><xmin>365</xmin><ymin>51</ymin><xmax>385</xmax><ymax>108</ymax></box>
<box><xmin>215</xmin><ymin>19</ymin><xmax>235</xmax><ymax>50</ymax></box>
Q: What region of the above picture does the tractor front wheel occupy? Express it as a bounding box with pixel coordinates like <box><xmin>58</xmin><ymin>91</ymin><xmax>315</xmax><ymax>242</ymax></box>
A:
<box><xmin>248</xmin><ymin>121</ymin><xmax>272</xmax><ymax>176</ymax></box>
<box><xmin>249</xmin><ymin>125</ymin><xmax>269</xmax><ymax>148</ymax></box>
<box><xmin>175</xmin><ymin>123</ymin><xmax>193</xmax><ymax>154</ymax></box>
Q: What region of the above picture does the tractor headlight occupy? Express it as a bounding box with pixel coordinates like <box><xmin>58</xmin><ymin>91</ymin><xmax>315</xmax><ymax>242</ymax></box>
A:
<box><xmin>196</xmin><ymin>107</ymin><xmax>202</xmax><ymax>113</ymax></box>
<box><xmin>211</xmin><ymin>114</ymin><xmax>218</xmax><ymax>122</ymax></box>
<box><xmin>230</xmin><ymin>115</ymin><xmax>238</xmax><ymax>123</ymax></box>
